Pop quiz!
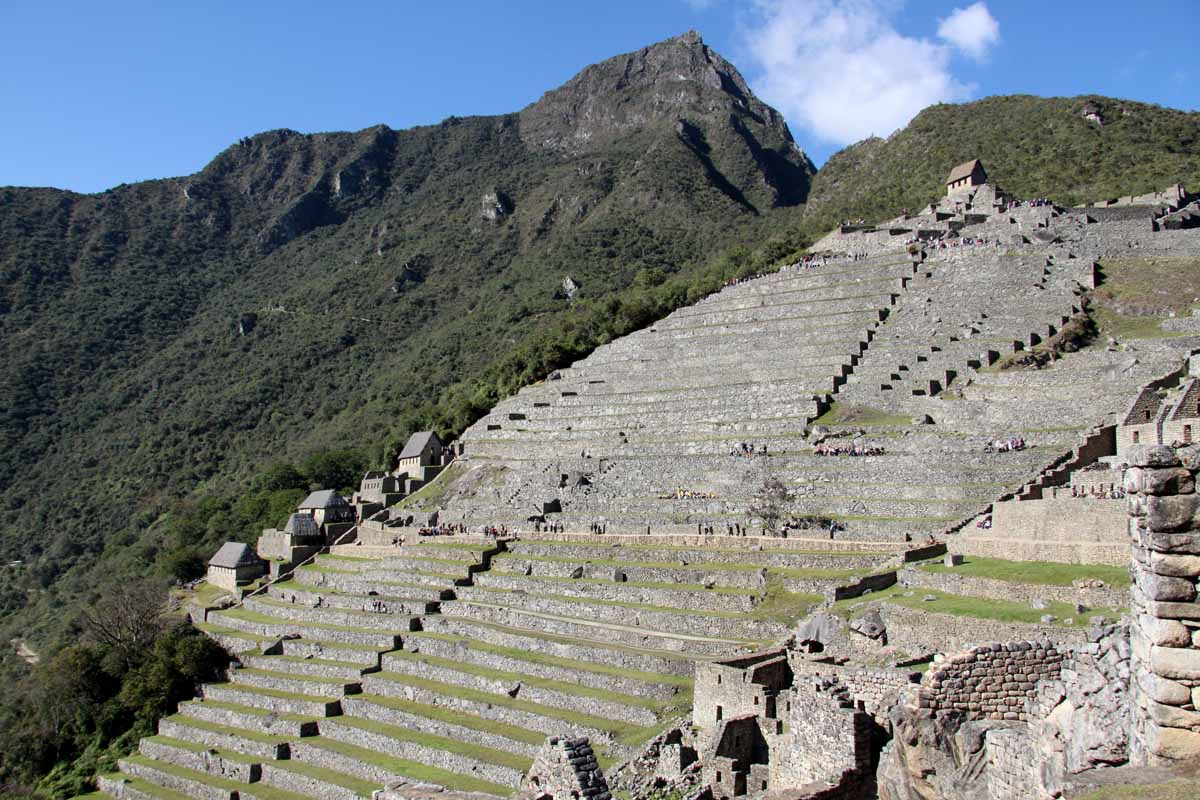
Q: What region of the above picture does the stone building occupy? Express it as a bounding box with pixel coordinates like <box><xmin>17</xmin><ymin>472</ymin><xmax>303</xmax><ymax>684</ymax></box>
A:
<box><xmin>206</xmin><ymin>541</ymin><xmax>265</xmax><ymax>591</ymax></box>
<box><xmin>1118</xmin><ymin>386</ymin><xmax>1166</xmax><ymax>453</ymax></box>
<box><xmin>256</xmin><ymin>512</ymin><xmax>324</xmax><ymax>577</ymax></box>
<box><xmin>395</xmin><ymin>431</ymin><xmax>446</xmax><ymax>478</ymax></box>
<box><xmin>358</xmin><ymin>470</ymin><xmax>405</xmax><ymax>507</ymax></box>
<box><xmin>1117</xmin><ymin>378</ymin><xmax>1200</xmax><ymax>453</ymax></box>
<box><xmin>298</xmin><ymin>489</ymin><xmax>355</xmax><ymax>528</ymax></box>
<box><xmin>1161</xmin><ymin>377</ymin><xmax>1200</xmax><ymax>446</ymax></box>
<box><xmin>945</xmin><ymin>158</ymin><xmax>987</xmax><ymax>195</ymax></box>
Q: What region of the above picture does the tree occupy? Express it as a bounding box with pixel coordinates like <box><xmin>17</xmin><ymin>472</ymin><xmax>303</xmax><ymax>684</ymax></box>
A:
<box><xmin>750</xmin><ymin>468</ymin><xmax>794</xmax><ymax>535</ymax></box>
<box><xmin>80</xmin><ymin>578</ymin><xmax>170</xmax><ymax>670</ymax></box>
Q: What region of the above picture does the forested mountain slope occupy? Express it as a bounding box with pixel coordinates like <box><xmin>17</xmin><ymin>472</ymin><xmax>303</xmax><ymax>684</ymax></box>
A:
<box><xmin>804</xmin><ymin>95</ymin><xmax>1200</xmax><ymax>230</ymax></box>
<box><xmin>0</xmin><ymin>31</ymin><xmax>813</xmax><ymax>643</ymax></box>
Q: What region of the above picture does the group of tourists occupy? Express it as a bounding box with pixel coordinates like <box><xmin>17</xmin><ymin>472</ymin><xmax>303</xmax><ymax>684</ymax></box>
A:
<box><xmin>533</xmin><ymin>521</ymin><xmax>565</xmax><ymax>533</ymax></box>
<box><xmin>1070</xmin><ymin>485</ymin><xmax>1126</xmax><ymax>500</ymax></box>
<box><xmin>976</xmin><ymin>514</ymin><xmax>993</xmax><ymax>529</ymax></box>
<box><xmin>659</xmin><ymin>488</ymin><xmax>718</xmax><ymax>500</ymax></box>
<box><xmin>813</xmin><ymin>443</ymin><xmax>885</xmax><ymax>457</ymax></box>
<box><xmin>1007</xmin><ymin>198</ymin><xmax>1053</xmax><ymax>210</ymax></box>
<box><xmin>587</xmin><ymin>522</ymin><xmax>607</xmax><ymax>534</ymax></box>
<box><xmin>984</xmin><ymin>437</ymin><xmax>1027</xmax><ymax>453</ymax></box>
<box><xmin>416</xmin><ymin>523</ymin><xmax>470</xmax><ymax>537</ymax></box>
<box><xmin>730</xmin><ymin>442</ymin><xmax>768</xmax><ymax>457</ymax></box>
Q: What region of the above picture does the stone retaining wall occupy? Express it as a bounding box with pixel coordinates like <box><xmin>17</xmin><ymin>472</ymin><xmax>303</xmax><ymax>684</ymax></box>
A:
<box><xmin>917</xmin><ymin>641</ymin><xmax>1066</xmax><ymax>721</ymax></box>
<box><xmin>878</xmin><ymin>604</ymin><xmax>1087</xmax><ymax>654</ymax></box>
<box><xmin>899</xmin><ymin>566</ymin><xmax>1127</xmax><ymax>609</ymax></box>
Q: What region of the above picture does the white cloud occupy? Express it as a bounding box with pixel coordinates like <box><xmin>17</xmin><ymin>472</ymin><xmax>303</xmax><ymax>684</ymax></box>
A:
<box><xmin>937</xmin><ymin>2</ymin><xmax>1000</xmax><ymax>60</ymax></box>
<box><xmin>741</xmin><ymin>0</ymin><xmax>1000</xmax><ymax>145</ymax></box>
<box><xmin>685</xmin><ymin>0</ymin><xmax>721</xmax><ymax>9</ymax></box>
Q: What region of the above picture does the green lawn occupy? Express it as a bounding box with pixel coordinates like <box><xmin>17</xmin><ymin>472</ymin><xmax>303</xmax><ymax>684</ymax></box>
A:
<box><xmin>920</xmin><ymin>556</ymin><xmax>1130</xmax><ymax>587</ymax></box>
<box><xmin>831</xmin><ymin>585</ymin><xmax>1120</xmax><ymax>628</ymax></box>
<box><xmin>812</xmin><ymin>403</ymin><xmax>913</xmax><ymax>427</ymax></box>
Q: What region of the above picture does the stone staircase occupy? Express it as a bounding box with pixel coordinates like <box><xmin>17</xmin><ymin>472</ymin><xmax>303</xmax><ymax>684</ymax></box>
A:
<box><xmin>94</xmin><ymin>536</ymin><xmax>900</xmax><ymax>799</ymax></box>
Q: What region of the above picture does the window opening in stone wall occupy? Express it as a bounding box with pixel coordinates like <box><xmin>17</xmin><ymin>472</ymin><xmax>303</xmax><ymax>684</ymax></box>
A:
<box><xmin>762</xmin><ymin>781</ymin><xmax>768</xmax><ymax>790</ymax></box>
<box><xmin>1145</xmin><ymin>409</ymin><xmax>1152</xmax><ymax>421</ymax></box>
<box><xmin>1186</xmin><ymin>425</ymin><xmax>1193</xmax><ymax>443</ymax></box>
<box><xmin>717</xmin><ymin>674</ymin><xmax>721</xmax><ymax>685</ymax></box>
<box><xmin>1134</xmin><ymin>431</ymin><xmax>1141</xmax><ymax>443</ymax></box>
<box><xmin>716</xmin><ymin>705</ymin><xmax>723</xmax><ymax>721</ymax></box>
<box><xmin>753</xmin><ymin>696</ymin><xmax>759</xmax><ymax>705</ymax></box>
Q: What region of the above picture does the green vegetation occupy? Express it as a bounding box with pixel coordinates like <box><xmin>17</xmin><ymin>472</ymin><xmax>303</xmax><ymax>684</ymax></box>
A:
<box><xmin>302</xmin><ymin>735</ymin><xmax>511</xmax><ymax>797</ymax></box>
<box><xmin>0</xmin><ymin>580</ymin><xmax>229</xmax><ymax>798</ymax></box>
<box><xmin>1089</xmin><ymin>255</ymin><xmax>1200</xmax><ymax>340</ymax></box>
<box><xmin>805</xmin><ymin>95</ymin><xmax>1200</xmax><ymax>232</ymax></box>
<box><xmin>831</xmin><ymin>585</ymin><xmax>1120</xmax><ymax>628</ymax></box>
<box><xmin>357</xmin><ymin>693</ymin><xmax>546</xmax><ymax>745</ymax></box>
<box><xmin>920</xmin><ymin>556</ymin><xmax>1131</xmax><ymax>587</ymax></box>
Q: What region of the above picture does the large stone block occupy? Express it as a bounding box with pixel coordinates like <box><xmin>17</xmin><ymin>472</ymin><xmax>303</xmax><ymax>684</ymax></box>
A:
<box><xmin>1134</xmin><ymin>468</ymin><xmax>1195</xmax><ymax>496</ymax></box>
<box><xmin>1135</xmin><ymin>570</ymin><xmax>1197</xmax><ymax>602</ymax></box>
<box><xmin>1145</xmin><ymin>696</ymin><xmax>1200</xmax><ymax>729</ymax></box>
<box><xmin>1126</xmin><ymin>445</ymin><xmax>1181</xmax><ymax>468</ymax></box>
<box><xmin>1143</xmin><ymin>617</ymin><xmax>1193</xmax><ymax>648</ymax></box>
<box><xmin>1138</xmin><ymin>668</ymin><xmax>1193</xmax><ymax>705</ymax></box>
<box><xmin>1146</xmin><ymin>599</ymin><xmax>1200</xmax><ymax>621</ymax></box>
<box><xmin>1150</xmin><ymin>645</ymin><xmax>1200</xmax><ymax>681</ymax></box>
<box><xmin>1145</xmin><ymin>724</ymin><xmax>1200</xmax><ymax>760</ymax></box>
<box><xmin>1151</xmin><ymin>552</ymin><xmax>1200</xmax><ymax>578</ymax></box>
<box><xmin>1145</xmin><ymin>495</ymin><xmax>1199</xmax><ymax>533</ymax></box>
<box><xmin>1139</xmin><ymin>531</ymin><xmax>1200</xmax><ymax>556</ymax></box>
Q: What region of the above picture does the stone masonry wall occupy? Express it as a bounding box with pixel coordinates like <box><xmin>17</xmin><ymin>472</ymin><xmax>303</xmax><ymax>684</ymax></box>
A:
<box><xmin>520</xmin><ymin>736</ymin><xmax>612</xmax><ymax>800</ymax></box>
<box><xmin>879</xmin><ymin>604</ymin><xmax>1087</xmax><ymax>654</ymax></box>
<box><xmin>917</xmin><ymin>641</ymin><xmax>1066</xmax><ymax>721</ymax></box>
<box><xmin>899</xmin><ymin>566</ymin><xmax>1127</xmax><ymax>610</ymax></box>
<box><xmin>1124</xmin><ymin>444</ymin><xmax>1200</xmax><ymax>763</ymax></box>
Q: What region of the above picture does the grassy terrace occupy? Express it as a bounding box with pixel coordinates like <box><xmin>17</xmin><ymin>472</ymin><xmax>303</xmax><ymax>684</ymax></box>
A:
<box><xmin>396</xmin><ymin>462</ymin><xmax>468</xmax><ymax>510</ymax></box>
<box><xmin>920</xmin><ymin>556</ymin><xmax>1131</xmax><ymax>587</ymax></box>
<box><xmin>217</xmin><ymin>607</ymin><xmax>411</xmax><ymax>635</ymax></box>
<box><xmin>329</xmin><ymin>716</ymin><xmax>530</xmax><ymax>771</ymax></box>
<box><xmin>385</xmin><ymin>649</ymin><xmax>680</xmax><ymax>714</ymax></box>
<box><xmin>186</xmin><ymin>698</ymin><xmax>318</xmax><ymax>723</ymax></box>
<box><xmin>163</xmin><ymin>713</ymin><xmax>289</xmax><ymax>745</ymax></box>
<box><xmin>121</xmin><ymin>755</ymin><xmax>312</xmax><ymax>800</ymax></box>
<box><xmin>432</xmin><ymin>615</ymin><xmax>702</xmax><ymax>665</ymax></box>
<box><xmin>831</xmin><ymin>584</ymin><xmax>1121</xmax><ymax>628</ymax></box>
<box><xmin>354</xmin><ymin>693</ymin><xmax>547</xmax><ymax>745</ymax></box>
<box><xmin>300</xmin><ymin>736</ymin><xmax>510</xmax><ymax>796</ymax></box>
<box><xmin>368</xmin><ymin>671</ymin><xmax>667</xmax><ymax>747</ymax></box>
<box><xmin>493</xmin><ymin>553</ymin><xmax>877</xmax><ymax>577</ymax></box>
<box><xmin>812</xmin><ymin>403</ymin><xmax>914</xmax><ymax>427</ymax></box>
<box><xmin>403</xmin><ymin>631</ymin><xmax>693</xmax><ymax>687</ymax></box>
<box><xmin>97</xmin><ymin>775</ymin><xmax>189</xmax><ymax>800</ymax></box>
<box><xmin>511</xmin><ymin>540</ymin><xmax>891</xmax><ymax>557</ymax></box>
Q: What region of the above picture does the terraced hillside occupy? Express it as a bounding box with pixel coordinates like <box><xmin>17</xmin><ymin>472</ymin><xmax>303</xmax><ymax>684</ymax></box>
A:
<box><xmin>93</xmin><ymin>537</ymin><xmax>906</xmax><ymax>799</ymax></box>
<box><xmin>435</xmin><ymin>239</ymin><xmax>1197</xmax><ymax>540</ymax></box>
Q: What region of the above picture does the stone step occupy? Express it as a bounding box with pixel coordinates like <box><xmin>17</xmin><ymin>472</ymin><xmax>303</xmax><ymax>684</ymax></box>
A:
<box><xmin>378</xmin><ymin>649</ymin><xmax>660</xmax><ymax>726</ymax></box>
<box><xmin>158</xmin><ymin>715</ymin><xmax>290</xmax><ymax>761</ymax></box>
<box><xmin>137</xmin><ymin>736</ymin><xmax>259</xmax><ymax>784</ymax></box>
<box><xmin>97</xmin><ymin>773</ymin><xmax>191</xmax><ymax>800</ymax></box>
<box><xmin>268</xmin><ymin>582</ymin><xmax>440</xmax><ymax>616</ymax></box>
<box><xmin>208</xmin><ymin>609</ymin><xmax>405</xmax><ymax>648</ymax></box>
<box><xmin>318</xmin><ymin>717</ymin><xmax>528</xmax><ymax>786</ymax></box>
<box><xmin>318</xmin><ymin>554</ymin><xmax>478</xmax><ymax>578</ymax></box>
<box><xmin>393</xmin><ymin>543</ymin><xmax>493</xmax><ymax>562</ymax></box>
<box><xmin>446</xmin><ymin>587</ymin><xmax>785</xmax><ymax>642</ymax></box>
<box><xmin>340</xmin><ymin>694</ymin><xmax>543</xmax><ymax>759</ymax></box>
<box><xmin>229</xmin><ymin>666</ymin><xmax>361</xmax><ymax>698</ymax></box>
<box><xmin>254</xmin><ymin>757</ymin><xmax>380</xmax><ymax>800</ymax></box>
<box><xmin>239</xmin><ymin>653</ymin><xmax>368</xmax><ymax>681</ymax></box>
<box><xmin>288</xmin><ymin>737</ymin><xmax>510</xmax><ymax>798</ymax></box>
<box><xmin>360</xmin><ymin>672</ymin><xmax>616</xmax><ymax>744</ymax></box>
<box><xmin>242</xmin><ymin>595</ymin><xmax>421</xmax><ymax>630</ymax></box>
<box><xmin>470</xmin><ymin>571</ymin><xmax>756</xmax><ymax>613</ymax></box>
<box><xmin>202</xmin><ymin>682</ymin><xmax>342</xmax><ymax>718</ymax></box>
<box><xmin>116</xmin><ymin>756</ymin><xmax>240</xmax><ymax>800</ymax></box>
<box><xmin>290</xmin><ymin>566</ymin><xmax>456</xmax><ymax>598</ymax></box>
<box><xmin>176</xmin><ymin>699</ymin><xmax>319</xmax><ymax>738</ymax></box>
<box><xmin>278</xmin><ymin>638</ymin><xmax>390</xmax><ymax>667</ymax></box>
<box><xmin>439</xmin><ymin>602</ymin><xmax>751</xmax><ymax>655</ymax></box>
<box><xmin>401</xmin><ymin>633</ymin><xmax>684</xmax><ymax>701</ymax></box>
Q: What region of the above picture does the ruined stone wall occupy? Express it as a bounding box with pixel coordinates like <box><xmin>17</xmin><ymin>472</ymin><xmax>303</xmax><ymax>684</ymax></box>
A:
<box><xmin>917</xmin><ymin>641</ymin><xmax>1066</xmax><ymax>721</ymax></box>
<box><xmin>520</xmin><ymin>736</ymin><xmax>611</xmax><ymax>800</ymax></box>
<box><xmin>982</xmin><ymin>726</ymin><xmax>1042</xmax><ymax>800</ymax></box>
<box><xmin>1124</xmin><ymin>444</ymin><xmax>1200</xmax><ymax>764</ymax></box>
<box><xmin>790</xmin><ymin>659</ymin><xmax>918</xmax><ymax>718</ymax></box>
<box><xmin>775</xmin><ymin>678</ymin><xmax>873</xmax><ymax>790</ymax></box>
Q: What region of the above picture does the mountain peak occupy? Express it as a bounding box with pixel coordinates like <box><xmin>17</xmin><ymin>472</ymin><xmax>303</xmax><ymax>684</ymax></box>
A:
<box><xmin>519</xmin><ymin>31</ymin><xmax>790</xmax><ymax>156</ymax></box>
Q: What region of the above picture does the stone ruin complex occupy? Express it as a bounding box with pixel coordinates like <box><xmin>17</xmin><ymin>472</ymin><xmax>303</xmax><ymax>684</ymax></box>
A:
<box><xmin>91</xmin><ymin>173</ymin><xmax>1200</xmax><ymax>799</ymax></box>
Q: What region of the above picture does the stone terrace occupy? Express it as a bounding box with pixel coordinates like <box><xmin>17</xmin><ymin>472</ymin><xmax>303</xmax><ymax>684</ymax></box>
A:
<box><xmin>439</xmin><ymin>243</ymin><xmax>1194</xmax><ymax>542</ymax></box>
<box><xmin>93</xmin><ymin>536</ymin><xmax>892</xmax><ymax>799</ymax></box>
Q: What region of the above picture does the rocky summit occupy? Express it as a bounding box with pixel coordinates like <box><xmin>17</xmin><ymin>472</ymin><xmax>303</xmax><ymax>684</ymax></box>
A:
<box><xmin>6</xmin><ymin>27</ymin><xmax>1200</xmax><ymax>800</ymax></box>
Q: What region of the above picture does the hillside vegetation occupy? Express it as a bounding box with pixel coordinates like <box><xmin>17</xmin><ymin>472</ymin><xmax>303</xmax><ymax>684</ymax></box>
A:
<box><xmin>804</xmin><ymin>95</ymin><xmax>1200</xmax><ymax>231</ymax></box>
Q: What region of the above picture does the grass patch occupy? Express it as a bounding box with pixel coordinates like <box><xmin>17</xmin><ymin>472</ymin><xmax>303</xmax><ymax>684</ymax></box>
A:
<box><xmin>920</xmin><ymin>556</ymin><xmax>1130</xmax><ymax>587</ymax></box>
<box><xmin>265</xmin><ymin>758</ymin><xmax>380</xmax><ymax>797</ymax></box>
<box><xmin>749</xmin><ymin>573</ymin><xmax>824</xmax><ymax>626</ymax></box>
<box><xmin>831</xmin><ymin>585</ymin><xmax>1120</xmax><ymax>628</ymax></box>
<box><xmin>434</xmin><ymin>615</ymin><xmax>700</xmax><ymax>663</ymax></box>
<box><xmin>188</xmin><ymin>581</ymin><xmax>234</xmax><ymax>608</ymax></box>
<box><xmin>183</xmin><ymin>698</ymin><xmax>314</xmax><ymax>723</ymax></box>
<box><xmin>812</xmin><ymin>403</ymin><xmax>912</xmax><ymax>427</ymax></box>
<box><xmin>395</xmin><ymin>462</ymin><xmax>468</xmax><ymax>511</ymax></box>
<box><xmin>1092</xmin><ymin>306</ymin><xmax>1174</xmax><ymax>340</ymax></box>
<box><xmin>164</xmin><ymin>713</ymin><xmax>288</xmax><ymax>744</ymax></box>
<box><xmin>96</xmin><ymin>774</ymin><xmax>190</xmax><ymax>800</ymax></box>
<box><xmin>492</xmin><ymin>551</ymin><xmax>869</xmax><ymax>579</ymax></box>
<box><xmin>1094</xmin><ymin>256</ymin><xmax>1200</xmax><ymax>316</ymax></box>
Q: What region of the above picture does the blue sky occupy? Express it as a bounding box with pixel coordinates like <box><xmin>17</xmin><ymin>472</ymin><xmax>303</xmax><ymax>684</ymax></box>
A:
<box><xmin>1</xmin><ymin>1</ymin><xmax>1196</xmax><ymax>193</ymax></box>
